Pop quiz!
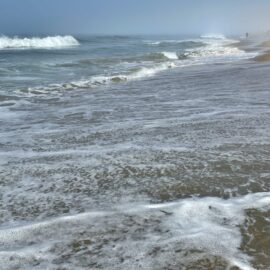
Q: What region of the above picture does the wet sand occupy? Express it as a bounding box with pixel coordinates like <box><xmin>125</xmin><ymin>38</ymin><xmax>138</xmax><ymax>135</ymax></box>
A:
<box><xmin>233</xmin><ymin>36</ymin><xmax>270</xmax><ymax>62</ymax></box>
<box><xmin>254</xmin><ymin>50</ymin><xmax>270</xmax><ymax>61</ymax></box>
<box><xmin>253</xmin><ymin>39</ymin><xmax>270</xmax><ymax>61</ymax></box>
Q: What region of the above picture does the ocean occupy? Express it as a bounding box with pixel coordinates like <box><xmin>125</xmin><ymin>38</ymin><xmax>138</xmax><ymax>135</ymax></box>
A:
<box><xmin>0</xmin><ymin>34</ymin><xmax>269</xmax><ymax>269</ymax></box>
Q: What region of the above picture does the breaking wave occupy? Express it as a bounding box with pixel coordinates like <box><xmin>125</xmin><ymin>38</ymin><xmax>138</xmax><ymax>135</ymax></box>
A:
<box><xmin>185</xmin><ymin>43</ymin><xmax>246</xmax><ymax>59</ymax></box>
<box><xmin>16</xmin><ymin>34</ymin><xmax>256</xmax><ymax>95</ymax></box>
<box><xmin>161</xmin><ymin>51</ymin><xmax>179</xmax><ymax>60</ymax></box>
<box><xmin>0</xmin><ymin>35</ymin><xmax>79</xmax><ymax>49</ymax></box>
<box><xmin>186</xmin><ymin>34</ymin><xmax>252</xmax><ymax>60</ymax></box>
<box><xmin>25</xmin><ymin>62</ymin><xmax>177</xmax><ymax>93</ymax></box>
<box><xmin>144</xmin><ymin>52</ymin><xmax>179</xmax><ymax>61</ymax></box>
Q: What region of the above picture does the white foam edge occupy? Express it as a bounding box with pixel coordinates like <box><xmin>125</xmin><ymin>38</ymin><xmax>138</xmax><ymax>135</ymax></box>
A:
<box><xmin>0</xmin><ymin>35</ymin><xmax>79</xmax><ymax>49</ymax></box>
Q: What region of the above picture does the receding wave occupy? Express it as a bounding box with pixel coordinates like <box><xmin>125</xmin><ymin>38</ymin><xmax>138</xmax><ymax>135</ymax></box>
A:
<box><xmin>0</xmin><ymin>35</ymin><xmax>79</xmax><ymax>49</ymax></box>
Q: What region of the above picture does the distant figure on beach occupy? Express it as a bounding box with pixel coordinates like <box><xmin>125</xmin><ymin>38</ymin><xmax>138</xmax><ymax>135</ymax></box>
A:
<box><xmin>246</xmin><ymin>32</ymin><xmax>249</xmax><ymax>39</ymax></box>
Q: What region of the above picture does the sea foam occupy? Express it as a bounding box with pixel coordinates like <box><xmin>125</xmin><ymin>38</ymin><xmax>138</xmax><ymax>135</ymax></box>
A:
<box><xmin>0</xmin><ymin>192</ymin><xmax>269</xmax><ymax>270</ymax></box>
<box><xmin>0</xmin><ymin>35</ymin><xmax>79</xmax><ymax>49</ymax></box>
<box><xmin>186</xmin><ymin>35</ymin><xmax>253</xmax><ymax>60</ymax></box>
<box><xmin>147</xmin><ymin>192</ymin><xmax>270</xmax><ymax>270</ymax></box>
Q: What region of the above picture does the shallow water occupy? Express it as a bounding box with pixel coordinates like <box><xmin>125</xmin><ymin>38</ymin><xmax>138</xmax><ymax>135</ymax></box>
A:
<box><xmin>0</xmin><ymin>35</ymin><xmax>270</xmax><ymax>269</ymax></box>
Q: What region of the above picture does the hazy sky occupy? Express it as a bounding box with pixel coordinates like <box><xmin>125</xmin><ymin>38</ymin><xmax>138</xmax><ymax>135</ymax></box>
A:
<box><xmin>0</xmin><ymin>0</ymin><xmax>270</xmax><ymax>35</ymax></box>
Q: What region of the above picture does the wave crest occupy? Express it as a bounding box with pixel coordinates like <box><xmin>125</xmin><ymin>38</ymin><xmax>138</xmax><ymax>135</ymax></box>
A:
<box><xmin>161</xmin><ymin>52</ymin><xmax>179</xmax><ymax>60</ymax></box>
<box><xmin>25</xmin><ymin>62</ymin><xmax>177</xmax><ymax>94</ymax></box>
<box><xmin>0</xmin><ymin>35</ymin><xmax>79</xmax><ymax>49</ymax></box>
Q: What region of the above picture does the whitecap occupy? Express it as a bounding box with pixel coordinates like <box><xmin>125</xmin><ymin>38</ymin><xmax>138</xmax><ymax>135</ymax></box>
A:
<box><xmin>161</xmin><ymin>51</ymin><xmax>178</xmax><ymax>60</ymax></box>
<box><xmin>0</xmin><ymin>35</ymin><xmax>79</xmax><ymax>49</ymax></box>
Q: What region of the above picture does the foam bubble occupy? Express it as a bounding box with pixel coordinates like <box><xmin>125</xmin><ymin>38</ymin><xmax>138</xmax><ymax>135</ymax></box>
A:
<box><xmin>0</xmin><ymin>35</ymin><xmax>79</xmax><ymax>49</ymax></box>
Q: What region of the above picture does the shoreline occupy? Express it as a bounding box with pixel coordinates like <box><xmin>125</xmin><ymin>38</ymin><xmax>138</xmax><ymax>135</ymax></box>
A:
<box><xmin>254</xmin><ymin>50</ymin><xmax>270</xmax><ymax>61</ymax></box>
<box><xmin>254</xmin><ymin>39</ymin><xmax>270</xmax><ymax>61</ymax></box>
<box><xmin>232</xmin><ymin>36</ymin><xmax>270</xmax><ymax>62</ymax></box>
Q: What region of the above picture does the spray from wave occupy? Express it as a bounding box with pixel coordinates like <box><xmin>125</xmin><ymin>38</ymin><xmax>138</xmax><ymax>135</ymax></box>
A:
<box><xmin>0</xmin><ymin>35</ymin><xmax>79</xmax><ymax>49</ymax></box>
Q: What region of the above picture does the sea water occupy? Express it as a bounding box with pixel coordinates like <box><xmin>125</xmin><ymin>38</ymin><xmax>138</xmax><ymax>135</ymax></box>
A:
<box><xmin>0</xmin><ymin>34</ymin><xmax>269</xmax><ymax>269</ymax></box>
